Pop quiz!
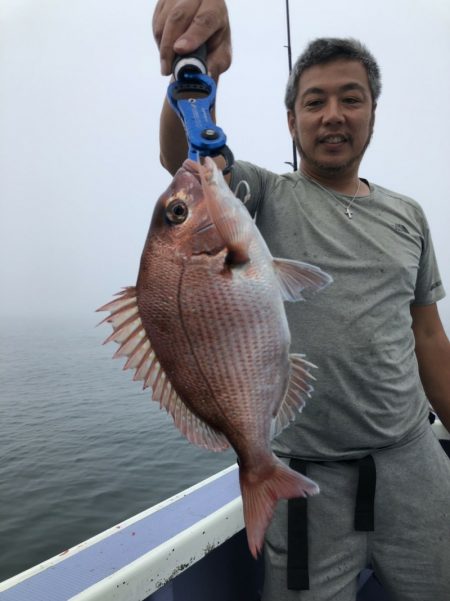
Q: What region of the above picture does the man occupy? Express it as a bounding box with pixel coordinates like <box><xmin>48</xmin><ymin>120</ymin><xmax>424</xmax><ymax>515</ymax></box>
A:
<box><xmin>153</xmin><ymin>1</ymin><xmax>450</xmax><ymax>599</ymax></box>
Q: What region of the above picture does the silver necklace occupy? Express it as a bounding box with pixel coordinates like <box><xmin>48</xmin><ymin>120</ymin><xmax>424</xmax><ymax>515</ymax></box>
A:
<box><xmin>304</xmin><ymin>175</ymin><xmax>362</xmax><ymax>219</ymax></box>
<box><xmin>342</xmin><ymin>179</ymin><xmax>361</xmax><ymax>219</ymax></box>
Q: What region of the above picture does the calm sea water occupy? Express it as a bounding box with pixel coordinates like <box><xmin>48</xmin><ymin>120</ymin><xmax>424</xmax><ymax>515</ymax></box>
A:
<box><xmin>0</xmin><ymin>316</ymin><xmax>234</xmax><ymax>582</ymax></box>
<box><xmin>2</xmin><ymin>311</ymin><xmax>449</xmax><ymax>583</ymax></box>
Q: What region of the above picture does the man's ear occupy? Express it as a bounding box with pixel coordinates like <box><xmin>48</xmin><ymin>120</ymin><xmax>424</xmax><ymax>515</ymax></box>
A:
<box><xmin>370</xmin><ymin>104</ymin><xmax>377</xmax><ymax>130</ymax></box>
<box><xmin>287</xmin><ymin>110</ymin><xmax>296</xmax><ymax>139</ymax></box>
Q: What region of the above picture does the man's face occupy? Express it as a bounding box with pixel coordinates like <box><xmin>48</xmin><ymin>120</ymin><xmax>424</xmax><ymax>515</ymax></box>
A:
<box><xmin>288</xmin><ymin>59</ymin><xmax>375</xmax><ymax>177</ymax></box>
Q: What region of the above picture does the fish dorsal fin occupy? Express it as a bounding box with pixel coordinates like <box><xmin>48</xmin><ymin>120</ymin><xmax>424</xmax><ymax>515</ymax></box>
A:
<box><xmin>97</xmin><ymin>288</ymin><xmax>230</xmax><ymax>452</ymax></box>
<box><xmin>273</xmin><ymin>258</ymin><xmax>333</xmax><ymax>302</ymax></box>
<box><xmin>272</xmin><ymin>354</ymin><xmax>317</xmax><ymax>439</ymax></box>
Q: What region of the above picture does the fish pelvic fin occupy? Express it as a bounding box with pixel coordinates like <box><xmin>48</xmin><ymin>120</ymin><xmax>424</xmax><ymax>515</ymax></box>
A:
<box><xmin>273</xmin><ymin>257</ymin><xmax>333</xmax><ymax>302</ymax></box>
<box><xmin>239</xmin><ymin>456</ymin><xmax>319</xmax><ymax>559</ymax></box>
<box><xmin>96</xmin><ymin>288</ymin><xmax>230</xmax><ymax>452</ymax></box>
<box><xmin>272</xmin><ymin>354</ymin><xmax>317</xmax><ymax>439</ymax></box>
<box><xmin>199</xmin><ymin>157</ymin><xmax>253</xmax><ymax>265</ymax></box>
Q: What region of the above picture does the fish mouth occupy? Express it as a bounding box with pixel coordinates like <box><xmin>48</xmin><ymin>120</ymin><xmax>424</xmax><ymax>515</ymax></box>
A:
<box><xmin>182</xmin><ymin>159</ymin><xmax>201</xmax><ymax>180</ymax></box>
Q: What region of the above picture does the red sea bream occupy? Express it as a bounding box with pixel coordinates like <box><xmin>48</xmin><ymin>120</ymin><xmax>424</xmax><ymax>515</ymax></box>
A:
<box><xmin>98</xmin><ymin>157</ymin><xmax>332</xmax><ymax>557</ymax></box>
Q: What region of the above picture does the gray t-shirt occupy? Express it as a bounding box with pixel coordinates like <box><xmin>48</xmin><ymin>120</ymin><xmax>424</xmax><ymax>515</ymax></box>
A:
<box><xmin>230</xmin><ymin>160</ymin><xmax>446</xmax><ymax>461</ymax></box>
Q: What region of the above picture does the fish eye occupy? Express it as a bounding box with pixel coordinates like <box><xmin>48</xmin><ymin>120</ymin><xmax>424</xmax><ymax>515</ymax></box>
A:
<box><xmin>165</xmin><ymin>200</ymin><xmax>188</xmax><ymax>224</ymax></box>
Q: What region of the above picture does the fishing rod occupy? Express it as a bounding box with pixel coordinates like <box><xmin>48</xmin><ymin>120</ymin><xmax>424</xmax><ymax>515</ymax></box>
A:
<box><xmin>285</xmin><ymin>0</ymin><xmax>298</xmax><ymax>171</ymax></box>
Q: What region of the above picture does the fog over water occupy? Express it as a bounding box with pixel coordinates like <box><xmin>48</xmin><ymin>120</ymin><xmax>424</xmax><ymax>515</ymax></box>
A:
<box><xmin>0</xmin><ymin>0</ymin><xmax>449</xmax><ymax>325</ymax></box>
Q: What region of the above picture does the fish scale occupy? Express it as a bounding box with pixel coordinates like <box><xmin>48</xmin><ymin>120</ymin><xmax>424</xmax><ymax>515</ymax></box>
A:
<box><xmin>178</xmin><ymin>263</ymin><xmax>287</xmax><ymax>441</ymax></box>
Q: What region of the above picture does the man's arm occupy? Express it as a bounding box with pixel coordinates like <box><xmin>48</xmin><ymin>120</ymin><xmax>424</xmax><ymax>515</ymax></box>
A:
<box><xmin>411</xmin><ymin>303</ymin><xmax>450</xmax><ymax>432</ymax></box>
<box><xmin>153</xmin><ymin>0</ymin><xmax>232</xmax><ymax>175</ymax></box>
<box><xmin>159</xmin><ymin>92</ymin><xmax>190</xmax><ymax>175</ymax></box>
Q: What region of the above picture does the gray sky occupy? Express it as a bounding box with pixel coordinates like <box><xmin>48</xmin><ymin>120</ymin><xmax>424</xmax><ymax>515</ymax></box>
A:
<box><xmin>1</xmin><ymin>0</ymin><xmax>449</xmax><ymax>329</ymax></box>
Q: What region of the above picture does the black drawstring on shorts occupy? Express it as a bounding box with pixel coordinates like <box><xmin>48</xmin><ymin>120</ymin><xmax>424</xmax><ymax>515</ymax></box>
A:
<box><xmin>354</xmin><ymin>455</ymin><xmax>376</xmax><ymax>531</ymax></box>
<box><xmin>287</xmin><ymin>455</ymin><xmax>376</xmax><ymax>591</ymax></box>
<box><xmin>287</xmin><ymin>459</ymin><xmax>309</xmax><ymax>590</ymax></box>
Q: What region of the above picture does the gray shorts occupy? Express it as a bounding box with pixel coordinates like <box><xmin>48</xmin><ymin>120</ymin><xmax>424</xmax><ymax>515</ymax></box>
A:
<box><xmin>262</xmin><ymin>425</ymin><xmax>450</xmax><ymax>601</ymax></box>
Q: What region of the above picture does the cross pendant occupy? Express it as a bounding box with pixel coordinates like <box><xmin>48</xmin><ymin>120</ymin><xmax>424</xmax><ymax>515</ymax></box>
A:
<box><xmin>345</xmin><ymin>207</ymin><xmax>353</xmax><ymax>219</ymax></box>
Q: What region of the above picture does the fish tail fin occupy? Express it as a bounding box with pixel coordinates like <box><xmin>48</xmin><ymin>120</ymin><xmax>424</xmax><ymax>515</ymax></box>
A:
<box><xmin>239</xmin><ymin>456</ymin><xmax>319</xmax><ymax>559</ymax></box>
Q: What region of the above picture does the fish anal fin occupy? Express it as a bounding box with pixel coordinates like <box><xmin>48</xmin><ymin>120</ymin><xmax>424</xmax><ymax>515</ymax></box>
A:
<box><xmin>273</xmin><ymin>258</ymin><xmax>333</xmax><ymax>302</ymax></box>
<box><xmin>272</xmin><ymin>354</ymin><xmax>317</xmax><ymax>439</ymax></box>
<box><xmin>239</xmin><ymin>456</ymin><xmax>319</xmax><ymax>559</ymax></box>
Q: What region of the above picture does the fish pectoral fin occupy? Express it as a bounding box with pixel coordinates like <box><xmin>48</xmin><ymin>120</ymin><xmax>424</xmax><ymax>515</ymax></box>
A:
<box><xmin>273</xmin><ymin>257</ymin><xmax>333</xmax><ymax>302</ymax></box>
<box><xmin>272</xmin><ymin>354</ymin><xmax>317</xmax><ymax>439</ymax></box>
<box><xmin>97</xmin><ymin>287</ymin><xmax>230</xmax><ymax>453</ymax></box>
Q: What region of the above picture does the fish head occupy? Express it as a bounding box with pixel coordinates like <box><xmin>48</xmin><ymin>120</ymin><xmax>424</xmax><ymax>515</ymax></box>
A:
<box><xmin>148</xmin><ymin>160</ymin><xmax>225</xmax><ymax>257</ymax></box>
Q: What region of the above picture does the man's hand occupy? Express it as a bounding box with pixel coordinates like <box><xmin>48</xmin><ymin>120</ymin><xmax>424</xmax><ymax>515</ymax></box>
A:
<box><xmin>153</xmin><ymin>0</ymin><xmax>232</xmax><ymax>79</ymax></box>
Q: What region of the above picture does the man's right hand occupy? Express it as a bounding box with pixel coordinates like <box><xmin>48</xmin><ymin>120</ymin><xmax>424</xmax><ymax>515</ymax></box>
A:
<box><xmin>152</xmin><ymin>0</ymin><xmax>232</xmax><ymax>79</ymax></box>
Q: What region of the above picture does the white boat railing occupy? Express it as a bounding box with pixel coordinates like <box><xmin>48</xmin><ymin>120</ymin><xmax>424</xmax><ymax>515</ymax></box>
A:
<box><xmin>1</xmin><ymin>420</ymin><xmax>448</xmax><ymax>601</ymax></box>
<box><xmin>0</xmin><ymin>465</ymin><xmax>245</xmax><ymax>601</ymax></box>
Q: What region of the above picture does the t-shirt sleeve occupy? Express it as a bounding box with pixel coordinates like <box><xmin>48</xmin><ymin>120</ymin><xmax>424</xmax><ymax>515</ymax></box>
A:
<box><xmin>413</xmin><ymin>211</ymin><xmax>446</xmax><ymax>305</ymax></box>
<box><xmin>229</xmin><ymin>160</ymin><xmax>275</xmax><ymax>219</ymax></box>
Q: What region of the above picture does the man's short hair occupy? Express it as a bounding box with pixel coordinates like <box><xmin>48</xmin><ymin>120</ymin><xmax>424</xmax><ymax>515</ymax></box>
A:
<box><xmin>285</xmin><ymin>38</ymin><xmax>382</xmax><ymax>111</ymax></box>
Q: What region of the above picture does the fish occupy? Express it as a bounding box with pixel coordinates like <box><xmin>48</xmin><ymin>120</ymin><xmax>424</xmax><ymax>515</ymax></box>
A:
<box><xmin>97</xmin><ymin>157</ymin><xmax>332</xmax><ymax>558</ymax></box>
